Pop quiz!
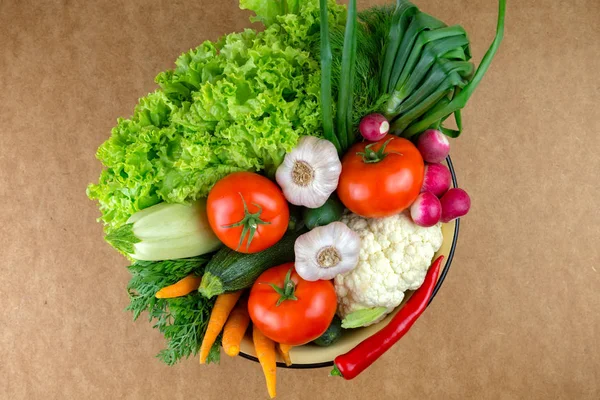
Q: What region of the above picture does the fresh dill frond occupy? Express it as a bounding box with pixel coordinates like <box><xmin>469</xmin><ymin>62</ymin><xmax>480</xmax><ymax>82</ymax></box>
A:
<box><xmin>154</xmin><ymin>294</ymin><xmax>217</xmax><ymax>366</ymax></box>
<box><xmin>125</xmin><ymin>256</ymin><xmax>218</xmax><ymax>365</ymax></box>
<box><xmin>322</xmin><ymin>5</ymin><xmax>396</xmax><ymax>127</ymax></box>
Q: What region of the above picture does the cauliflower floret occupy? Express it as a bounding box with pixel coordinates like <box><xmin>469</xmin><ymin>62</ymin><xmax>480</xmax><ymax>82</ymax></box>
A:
<box><xmin>335</xmin><ymin>212</ymin><xmax>443</xmax><ymax>325</ymax></box>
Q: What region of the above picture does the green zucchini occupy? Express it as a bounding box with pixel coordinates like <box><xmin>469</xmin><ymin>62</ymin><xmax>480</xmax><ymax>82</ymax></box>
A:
<box><xmin>312</xmin><ymin>315</ymin><xmax>343</xmax><ymax>347</ymax></box>
<box><xmin>198</xmin><ymin>229</ymin><xmax>305</xmax><ymax>298</ymax></box>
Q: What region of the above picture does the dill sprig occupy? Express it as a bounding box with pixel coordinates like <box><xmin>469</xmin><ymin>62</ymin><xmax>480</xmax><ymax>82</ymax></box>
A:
<box><xmin>125</xmin><ymin>256</ymin><xmax>220</xmax><ymax>365</ymax></box>
<box><xmin>327</xmin><ymin>5</ymin><xmax>396</xmax><ymax>127</ymax></box>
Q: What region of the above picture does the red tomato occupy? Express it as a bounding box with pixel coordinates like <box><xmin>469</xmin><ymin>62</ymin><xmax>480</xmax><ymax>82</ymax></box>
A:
<box><xmin>337</xmin><ymin>135</ymin><xmax>424</xmax><ymax>218</ymax></box>
<box><xmin>207</xmin><ymin>172</ymin><xmax>289</xmax><ymax>253</ymax></box>
<box><xmin>248</xmin><ymin>263</ymin><xmax>337</xmax><ymax>346</ymax></box>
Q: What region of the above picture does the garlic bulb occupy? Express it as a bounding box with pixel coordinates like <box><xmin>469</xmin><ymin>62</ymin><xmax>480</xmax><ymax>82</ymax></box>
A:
<box><xmin>294</xmin><ymin>222</ymin><xmax>360</xmax><ymax>281</ymax></box>
<box><xmin>275</xmin><ymin>136</ymin><xmax>341</xmax><ymax>208</ymax></box>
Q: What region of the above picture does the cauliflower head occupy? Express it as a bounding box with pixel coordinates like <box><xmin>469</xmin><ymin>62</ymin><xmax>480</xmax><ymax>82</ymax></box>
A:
<box><xmin>334</xmin><ymin>212</ymin><xmax>443</xmax><ymax>324</ymax></box>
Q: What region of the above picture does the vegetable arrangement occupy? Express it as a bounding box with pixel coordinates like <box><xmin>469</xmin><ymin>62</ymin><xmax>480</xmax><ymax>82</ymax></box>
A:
<box><xmin>88</xmin><ymin>0</ymin><xmax>504</xmax><ymax>396</ymax></box>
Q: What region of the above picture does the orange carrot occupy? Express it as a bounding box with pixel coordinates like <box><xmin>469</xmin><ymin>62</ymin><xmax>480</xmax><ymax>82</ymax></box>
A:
<box><xmin>199</xmin><ymin>291</ymin><xmax>242</xmax><ymax>364</ymax></box>
<box><xmin>222</xmin><ymin>298</ymin><xmax>250</xmax><ymax>357</ymax></box>
<box><xmin>253</xmin><ymin>325</ymin><xmax>277</xmax><ymax>399</ymax></box>
<box><xmin>155</xmin><ymin>274</ymin><xmax>202</xmax><ymax>299</ymax></box>
<box><xmin>277</xmin><ymin>343</ymin><xmax>293</xmax><ymax>367</ymax></box>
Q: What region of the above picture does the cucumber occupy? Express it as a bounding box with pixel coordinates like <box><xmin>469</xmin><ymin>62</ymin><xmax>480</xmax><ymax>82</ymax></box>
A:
<box><xmin>312</xmin><ymin>315</ymin><xmax>343</xmax><ymax>347</ymax></box>
<box><xmin>198</xmin><ymin>229</ymin><xmax>305</xmax><ymax>298</ymax></box>
<box><xmin>302</xmin><ymin>195</ymin><xmax>345</xmax><ymax>230</ymax></box>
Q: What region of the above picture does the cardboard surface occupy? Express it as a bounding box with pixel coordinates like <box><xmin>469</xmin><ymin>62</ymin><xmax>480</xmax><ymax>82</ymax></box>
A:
<box><xmin>1</xmin><ymin>0</ymin><xmax>599</xmax><ymax>398</ymax></box>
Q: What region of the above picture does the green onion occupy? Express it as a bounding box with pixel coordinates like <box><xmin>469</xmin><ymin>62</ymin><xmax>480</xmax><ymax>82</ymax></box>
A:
<box><xmin>385</xmin><ymin>26</ymin><xmax>469</xmax><ymax>116</ymax></box>
<box><xmin>319</xmin><ymin>0</ymin><xmax>341</xmax><ymax>153</ymax></box>
<box><xmin>327</xmin><ymin>0</ymin><xmax>505</xmax><ymax>142</ymax></box>
<box><xmin>390</xmin><ymin>88</ymin><xmax>451</xmax><ymax>134</ymax></box>
<box><xmin>391</xmin><ymin>66</ymin><xmax>470</xmax><ymax>133</ymax></box>
<box><xmin>346</xmin><ymin>0</ymin><xmax>358</xmax><ymax>147</ymax></box>
<box><xmin>436</xmin><ymin>107</ymin><xmax>462</xmax><ymax>138</ymax></box>
<box><xmin>443</xmin><ymin>47</ymin><xmax>468</xmax><ymax>61</ymax></box>
<box><xmin>399</xmin><ymin>32</ymin><xmax>469</xmax><ymax>97</ymax></box>
<box><xmin>336</xmin><ymin>0</ymin><xmax>358</xmax><ymax>151</ymax></box>
<box><xmin>388</xmin><ymin>12</ymin><xmax>446</xmax><ymax>92</ymax></box>
<box><xmin>414</xmin><ymin>94</ymin><xmax>453</xmax><ymax>131</ymax></box>
<box><xmin>403</xmin><ymin>0</ymin><xmax>506</xmax><ymax>137</ymax></box>
<box><xmin>393</xmin><ymin>60</ymin><xmax>473</xmax><ymax>116</ymax></box>
<box><xmin>380</xmin><ymin>1</ymin><xmax>418</xmax><ymax>93</ymax></box>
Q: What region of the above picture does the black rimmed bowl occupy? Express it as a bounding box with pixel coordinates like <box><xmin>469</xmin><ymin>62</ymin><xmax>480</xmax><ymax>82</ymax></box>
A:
<box><xmin>238</xmin><ymin>156</ymin><xmax>460</xmax><ymax>369</ymax></box>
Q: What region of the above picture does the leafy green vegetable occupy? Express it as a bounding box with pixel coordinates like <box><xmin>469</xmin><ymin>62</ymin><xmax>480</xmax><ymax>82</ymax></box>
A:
<box><xmin>105</xmin><ymin>223</ymin><xmax>139</xmax><ymax>256</ymax></box>
<box><xmin>206</xmin><ymin>334</ymin><xmax>223</xmax><ymax>365</ymax></box>
<box><xmin>387</xmin><ymin>12</ymin><xmax>446</xmax><ymax>97</ymax></box>
<box><xmin>341</xmin><ymin>307</ymin><xmax>388</xmax><ymax>329</ymax></box>
<box><xmin>324</xmin><ymin>5</ymin><xmax>396</xmax><ymax>128</ymax></box>
<box><xmin>156</xmin><ymin>295</ymin><xmax>219</xmax><ymax>365</ymax></box>
<box><xmin>380</xmin><ymin>1</ymin><xmax>417</xmax><ymax>94</ymax></box>
<box><xmin>88</xmin><ymin>1</ymin><xmax>347</xmax><ymax>232</ymax></box>
<box><xmin>402</xmin><ymin>0</ymin><xmax>506</xmax><ymax>137</ymax></box>
<box><xmin>125</xmin><ymin>256</ymin><xmax>218</xmax><ymax>365</ymax></box>
<box><xmin>385</xmin><ymin>27</ymin><xmax>470</xmax><ymax>117</ymax></box>
<box><xmin>335</xmin><ymin>0</ymin><xmax>357</xmax><ymax>150</ymax></box>
<box><xmin>240</xmin><ymin>0</ymin><xmax>300</xmax><ymax>26</ymax></box>
<box><xmin>377</xmin><ymin>0</ymin><xmax>505</xmax><ymax>138</ymax></box>
<box><xmin>318</xmin><ymin>0</ymin><xmax>339</xmax><ymax>152</ymax></box>
<box><xmin>323</xmin><ymin>0</ymin><xmax>504</xmax><ymax>141</ymax></box>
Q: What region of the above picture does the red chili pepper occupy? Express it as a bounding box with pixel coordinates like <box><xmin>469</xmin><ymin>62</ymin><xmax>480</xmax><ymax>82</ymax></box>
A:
<box><xmin>331</xmin><ymin>255</ymin><xmax>444</xmax><ymax>380</ymax></box>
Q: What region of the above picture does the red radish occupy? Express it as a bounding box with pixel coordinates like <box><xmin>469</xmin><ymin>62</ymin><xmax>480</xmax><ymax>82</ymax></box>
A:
<box><xmin>440</xmin><ymin>188</ymin><xmax>471</xmax><ymax>223</ymax></box>
<box><xmin>359</xmin><ymin>113</ymin><xmax>389</xmax><ymax>141</ymax></box>
<box><xmin>421</xmin><ymin>163</ymin><xmax>451</xmax><ymax>197</ymax></box>
<box><xmin>410</xmin><ymin>192</ymin><xmax>442</xmax><ymax>227</ymax></box>
<box><xmin>417</xmin><ymin>129</ymin><xmax>450</xmax><ymax>163</ymax></box>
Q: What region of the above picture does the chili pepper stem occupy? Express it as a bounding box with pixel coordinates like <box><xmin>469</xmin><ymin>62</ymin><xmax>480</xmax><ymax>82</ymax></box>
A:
<box><xmin>330</xmin><ymin>365</ymin><xmax>343</xmax><ymax>377</ymax></box>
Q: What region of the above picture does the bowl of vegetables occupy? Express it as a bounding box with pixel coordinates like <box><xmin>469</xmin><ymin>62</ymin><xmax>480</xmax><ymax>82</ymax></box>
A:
<box><xmin>236</xmin><ymin>155</ymin><xmax>461</xmax><ymax>370</ymax></box>
<box><xmin>87</xmin><ymin>0</ymin><xmax>504</xmax><ymax>396</ymax></box>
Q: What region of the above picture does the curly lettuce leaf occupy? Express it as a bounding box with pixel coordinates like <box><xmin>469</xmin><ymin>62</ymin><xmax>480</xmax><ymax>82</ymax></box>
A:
<box><xmin>240</xmin><ymin>0</ymin><xmax>301</xmax><ymax>26</ymax></box>
<box><xmin>88</xmin><ymin>0</ymin><xmax>346</xmax><ymax>232</ymax></box>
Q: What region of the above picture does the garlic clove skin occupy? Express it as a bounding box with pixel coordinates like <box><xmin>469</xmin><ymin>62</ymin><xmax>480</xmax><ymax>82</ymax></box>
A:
<box><xmin>294</xmin><ymin>222</ymin><xmax>361</xmax><ymax>281</ymax></box>
<box><xmin>276</xmin><ymin>136</ymin><xmax>342</xmax><ymax>209</ymax></box>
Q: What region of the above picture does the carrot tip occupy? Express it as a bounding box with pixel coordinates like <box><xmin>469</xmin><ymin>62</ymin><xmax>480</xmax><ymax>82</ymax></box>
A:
<box><xmin>225</xmin><ymin>346</ymin><xmax>240</xmax><ymax>357</ymax></box>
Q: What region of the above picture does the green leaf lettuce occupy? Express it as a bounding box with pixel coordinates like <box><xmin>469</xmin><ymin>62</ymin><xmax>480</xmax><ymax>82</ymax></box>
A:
<box><xmin>88</xmin><ymin>0</ymin><xmax>346</xmax><ymax>232</ymax></box>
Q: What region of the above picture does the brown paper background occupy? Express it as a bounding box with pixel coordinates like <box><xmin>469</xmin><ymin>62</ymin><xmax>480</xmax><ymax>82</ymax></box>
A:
<box><xmin>1</xmin><ymin>0</ymin><xmax>599</xmax><ymax>398</ymax></box>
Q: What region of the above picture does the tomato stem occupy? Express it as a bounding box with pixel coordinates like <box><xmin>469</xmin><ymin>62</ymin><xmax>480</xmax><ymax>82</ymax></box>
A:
<box><xmin>267</xmin><ymin>268</ymin><xmax>298</xmax><ymax>306</ymax></box>
<box><xmin>222</xmin><ymin>192</ymin><xmax>271</xmax><ymax>251</ymax></box>
<box><xmin>356</xmin><ymin>138</ymin><xmax>401</xmax><ymax>164</ymax></box>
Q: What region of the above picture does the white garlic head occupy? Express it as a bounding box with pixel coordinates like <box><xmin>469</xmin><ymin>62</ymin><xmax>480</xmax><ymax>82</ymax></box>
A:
<box><xmin>276</xmin><ymin>136</ymin><xmax>341</xmax><ymax>208</ymax></box>
<box><xmin>294</xmin><ymin>222</ymin><xmax>360</xmax><ymax>281</ymax></box>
